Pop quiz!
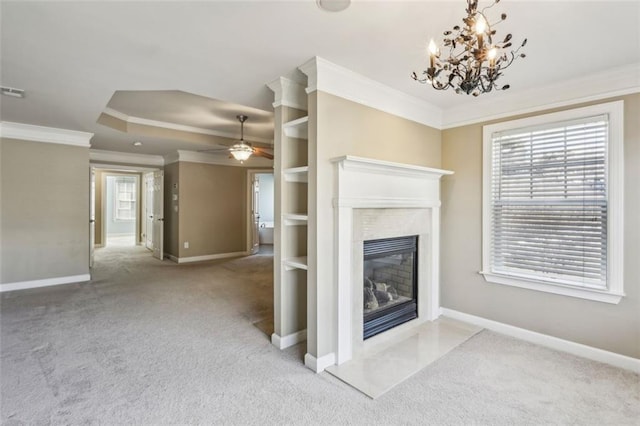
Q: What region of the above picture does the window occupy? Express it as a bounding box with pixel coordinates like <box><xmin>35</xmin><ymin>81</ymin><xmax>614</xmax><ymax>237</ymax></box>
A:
<box><xmin>481</xmin><ymin>101</ymin><xmax>624</xmax><ymax>304</ymax></box>
<box><xmin>114</xmin><ymin>176</ymin><xmax>137</xmax><ymax>221</ymax></box>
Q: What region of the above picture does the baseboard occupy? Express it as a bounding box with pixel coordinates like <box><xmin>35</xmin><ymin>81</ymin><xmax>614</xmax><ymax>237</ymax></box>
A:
<box><xmin>166</xmin><ymin>254</ymin><xmax>179</xmax><ymax>263</ymax></box>
<box><xmin>304</xmin><ymin>352</ymin><xmax>336</xmax><ymax>373</ymax></box>
<box><xmin>440</xmin><ymin>308</ymin><xmax>640</xmax><ymax>374</ymax></box>
<box><xmin>271</xmin><ymin>329</ymin><xmax>307</xmax><ymax>350</ymax></box>
<box><xmin>0</xmin><ymin>274</ymin><xmax>91</xmax><ymax>293</ymax></box>
<box><xmin>173</xmin><ymin>251</ymin><xmax>250</xmax><ymax>264</ymax></box>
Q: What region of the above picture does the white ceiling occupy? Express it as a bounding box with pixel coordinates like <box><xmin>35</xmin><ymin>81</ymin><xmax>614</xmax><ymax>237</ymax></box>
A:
<box><xmin>1</xmin><ymin>1</ymin><xmax>639</xmax><ymax>156</ymax></box>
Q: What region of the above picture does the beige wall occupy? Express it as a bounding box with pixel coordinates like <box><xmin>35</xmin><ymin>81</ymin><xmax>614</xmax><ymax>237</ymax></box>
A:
<box><xmin>163</xmin><ymin>162</ymin><xmax>179</xmax><ymax>257</ymax></box>
<box><xmin>441</xmin><ymin>94</ymin><xmax>640</xmax><ymax>358</ymax></box>
<box><xmin>174</xmin><ymin>161</ymin><xmax>250</xmax><ymax>258</ymax></box>
<box><xmin>310</xmin><ymin>92</ymin><xmax>442</xmax><ymax>358</ymax></box>
<box><xmin>0</xmin><ymin>138</ymin><xmax>90</xmax><ymax>284</ymax></box>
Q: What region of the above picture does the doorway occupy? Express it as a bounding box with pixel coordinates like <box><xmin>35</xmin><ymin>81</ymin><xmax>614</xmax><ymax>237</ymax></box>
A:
<box><xmin>105</xmin><ymin>174</ymin><xmax>139</xmax><ymax>246</ymax></box>
<box><xmin>90</xmin><ymin>166</ymin><xmax>164</xmax><ymax>268</ymax></box>
<box><xmin>247</xmin><ymin>171</ymin><xmax>274</xmax><ymax>255</ymax></box>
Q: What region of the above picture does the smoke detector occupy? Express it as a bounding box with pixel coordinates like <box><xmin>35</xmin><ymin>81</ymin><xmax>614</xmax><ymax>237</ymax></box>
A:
<box><xmin>1</xmin><ymin>86</ymin><xmax>25</xmax><ymax>98</ymax></box>
<box><xmin>316</xmin><ymin>0</ymin><xmax>351</xmax><ymax>12</ymax></box>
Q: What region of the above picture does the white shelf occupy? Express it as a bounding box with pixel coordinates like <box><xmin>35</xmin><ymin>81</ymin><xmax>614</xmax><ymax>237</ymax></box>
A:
<box><xmin>283</xmin><ymin>166</ymin><xmax>308</xmax><ymax>182</ymax></box>
<box><xmin>283</xmin><ymin>116</ymin><xmax>309</xmax><ymax>140</ymax></box>
<box><xmin>283</xmin><ymin>256</ymin><xmax>308</xmax><ymax>271</ymax></box>
<box><xmin>284</xmin><ymin>213</ymin><xmax>308</xmax><ymax>225</ymax></box>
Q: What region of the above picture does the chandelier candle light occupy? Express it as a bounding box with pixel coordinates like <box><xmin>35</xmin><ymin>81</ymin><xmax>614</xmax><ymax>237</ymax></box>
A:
<box><xmin>412</xmin><ymin>0</ymin><xmax>527</xmax><ymax>96</ymax></box>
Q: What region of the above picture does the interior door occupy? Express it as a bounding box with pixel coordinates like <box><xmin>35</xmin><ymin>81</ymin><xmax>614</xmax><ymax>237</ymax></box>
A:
<box><xmin>251</xmin><ymin>175</ymin><xmax>260</xmax><ymax>254</ymax></box>
<box><xmin>89</xmin><ymin>167</ymin><xmax>96</xmax><ymax>268</ymax></box>
<box><xmin>152</xmin><ymin>170</ymin><xmax>164</xmax><ymax>260</ymax></box>
<box><xmin>145</xmin><ymin>172</ymin><xmax>154</xmax><ymax>250</ymax></box>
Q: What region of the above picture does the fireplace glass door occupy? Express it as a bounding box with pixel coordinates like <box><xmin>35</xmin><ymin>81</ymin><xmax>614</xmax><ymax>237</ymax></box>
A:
<box><xmin>363</xmin><ymin>235</ymin><xmax>418</xmax><ymax>339</ymax></box>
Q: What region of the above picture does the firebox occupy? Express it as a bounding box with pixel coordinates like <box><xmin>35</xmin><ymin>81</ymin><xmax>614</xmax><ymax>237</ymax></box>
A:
<box><xmin>363</xmin><ymin>235</ymin><xmax>418</xmax><ymax>339</ymax></box>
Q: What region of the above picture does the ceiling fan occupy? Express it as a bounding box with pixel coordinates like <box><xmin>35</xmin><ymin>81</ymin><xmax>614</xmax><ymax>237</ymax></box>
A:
<box><xmin>199</xmin><ymin>114</ymin><xmax>273</xmax><ymax>163</ymax></box>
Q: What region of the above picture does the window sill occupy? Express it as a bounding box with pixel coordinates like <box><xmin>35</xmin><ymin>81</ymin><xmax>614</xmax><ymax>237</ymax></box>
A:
<box><xmin>479</xmin><ymin>271</ymin><xmax>624</xmax><ymax>304</ymax></box>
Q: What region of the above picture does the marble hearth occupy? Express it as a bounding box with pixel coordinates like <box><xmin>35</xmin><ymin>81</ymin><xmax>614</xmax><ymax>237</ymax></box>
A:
<box><xmin>326</xmin><ymin>157</ymin><xmax>482</xmax><ymax>398</ymax></box>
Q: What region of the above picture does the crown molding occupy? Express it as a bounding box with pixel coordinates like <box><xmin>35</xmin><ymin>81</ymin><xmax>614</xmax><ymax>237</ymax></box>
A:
<box><xmin>442</xmin><ymin>63</ymin><xmax>640</xmax><ymax>129</ymax></box>
<box><xmin>89</xmin><ymin>149</ymin><xmax>165</xmax><ymax>167</ymax></box>
<box><xmin>163</xmin><ymin>150</ymin><xmax>273</xmax><ymax>168</ymax></box>
<box><xmin>266</xmin><ymin>77</ymin><xmax>308</xmax><ymax>111</ymax></box>
<box><xmin>101</xmin><ymin>108</ymin><xmax>273</xmax><ymax>145</ymax></box>
<box><xmin>298</xmin><ymin>56</ymin><xmax>443</xmax><ymax>130</ymax></box>
<box><xmin>0</xmin><ymin>121</ymin><xmax>93</xmax><ymax>147</ymax></box>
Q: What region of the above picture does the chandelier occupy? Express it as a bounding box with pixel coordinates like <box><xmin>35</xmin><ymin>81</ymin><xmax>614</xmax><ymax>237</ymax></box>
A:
<box><xmin>229</xmin><ymin>114</ymin><xmax>253</xmax><ymax>162</ymax></box>
<box><xmin>412</xmin><ymin>0</ymin><xmax>527</xmax><ymax>96</ymax></box>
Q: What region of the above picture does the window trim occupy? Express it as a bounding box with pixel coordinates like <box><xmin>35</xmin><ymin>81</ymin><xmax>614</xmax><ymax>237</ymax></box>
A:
<box><xmin>481</xmin><ymin>100</ymin><xmax>624</xmax><ymax>304</ymax></box>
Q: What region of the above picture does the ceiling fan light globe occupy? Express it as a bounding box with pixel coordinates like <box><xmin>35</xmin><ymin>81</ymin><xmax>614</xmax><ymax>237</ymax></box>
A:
<box><xmin>229</xmin><ymin>143</ymin><xmax>253</xmax><ymax>162</ymax></box>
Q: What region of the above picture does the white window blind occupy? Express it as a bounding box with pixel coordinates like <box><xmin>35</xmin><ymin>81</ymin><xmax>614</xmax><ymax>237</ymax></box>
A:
<box><xmin>490</xmin><ymin>114</ymin><xmax>608</xmax><ymax>289</ymax></box>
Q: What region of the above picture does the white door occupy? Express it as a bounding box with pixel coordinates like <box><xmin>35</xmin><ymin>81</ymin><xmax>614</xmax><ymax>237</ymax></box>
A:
<box><xmin>89</xmin><ymin>167</ymin><xmax>96</xmax><ymax>268</ymax></box>
<box><xmin>152</xmin><ymin>170</ymin><xmax>164</xmax><ymax>260</ymax></box>
<box><xmin>251</xmin><ymin>175</ymin><xmax>260</xmax><ymax>254</ymax></box>
<box><xmin>144</xmin><ymin>172</ymin><xmax>154</xmax><ymax>250</ymax></box>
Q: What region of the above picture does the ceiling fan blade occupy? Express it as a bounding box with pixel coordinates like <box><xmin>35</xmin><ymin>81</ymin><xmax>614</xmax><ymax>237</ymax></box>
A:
<box><xmin>253</xmin><ymin>147</ymin><xmax>274</xmax><ymax>160</ymax></box>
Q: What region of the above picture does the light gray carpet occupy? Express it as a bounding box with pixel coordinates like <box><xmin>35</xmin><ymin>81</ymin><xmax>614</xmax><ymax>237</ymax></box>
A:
<box><xmin>2</xmin><ymin>244</ymin><xmax>639</xmax><ymax>425</ymax></box>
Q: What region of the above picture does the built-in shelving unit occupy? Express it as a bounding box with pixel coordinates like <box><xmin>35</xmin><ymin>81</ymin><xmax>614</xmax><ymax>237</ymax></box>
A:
<box><xmin>283</xmin><ymin>116</ymin><xmax>309</xmax><ymax>139</ymax></box>
<box><xmin>283</xmin><ymin>213</ymin><xmax>308</xmax><ymax>225</ymax></box>
<box><xmin>283</xmin><ymin>166</ymin><xmax>309</xmax><ymax>182</ymax></box>
<box><xmin>268</xmin><ymin>76</ymin><xmax>311</xmax><ymax>352</ymax></box>
<box><xmin>283</xmin><ymin>256</ymin><xmax>308</xmax><ymax>271</ymax></box>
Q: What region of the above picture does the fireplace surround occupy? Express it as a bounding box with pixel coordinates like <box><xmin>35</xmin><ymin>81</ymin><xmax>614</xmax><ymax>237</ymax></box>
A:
<box><xmin>333</xmin><ymin>156</ymin><xmax>452</xmax><ymax>365</ymax></box>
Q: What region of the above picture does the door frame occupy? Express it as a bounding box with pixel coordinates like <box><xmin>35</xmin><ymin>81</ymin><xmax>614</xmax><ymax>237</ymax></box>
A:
<box><xmin>245</xmin><ymin>169</ymin><xmax>273</xmax><ymax>254</ymax></box>
<box><xmin>142</xmin><ymin>171</ymin><xmax>155</xmax><ymax>251</ymax></box>
<box><xmin>89</xmin><ymin>163</ymin><xmax>162</xmax><ymax>266</ymax></box>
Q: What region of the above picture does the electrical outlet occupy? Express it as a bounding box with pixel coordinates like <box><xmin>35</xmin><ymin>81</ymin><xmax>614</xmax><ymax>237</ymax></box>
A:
<box><xmin>184</xmin><ymin>241</ymin><xmax>189</xmax><ymax>249</ymax></box>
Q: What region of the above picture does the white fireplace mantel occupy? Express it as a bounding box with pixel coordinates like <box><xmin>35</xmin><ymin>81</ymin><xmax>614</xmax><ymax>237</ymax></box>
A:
<box><xmin>332</xmin><ymin>156</ymin><xmax>453</xmax><ymax>365</ymax></box>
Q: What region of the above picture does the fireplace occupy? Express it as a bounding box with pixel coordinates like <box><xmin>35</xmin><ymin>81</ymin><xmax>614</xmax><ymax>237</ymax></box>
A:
<box><xmin>329</xmin><ymin>156</ymin><xmax>451</xmax><ymax>369</ymax></box>
<box><xmin>363</xmin><ymin>236</ymin><xmax>418</xmax><ymax>339</ymax></box>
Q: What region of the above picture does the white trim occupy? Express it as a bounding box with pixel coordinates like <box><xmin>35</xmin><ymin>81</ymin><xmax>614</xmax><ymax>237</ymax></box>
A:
<box><xmin>172</xmin><ymin>251</ymin><xmax>250</xmax><ymax>264</ymax></box>
<box><xmin>298</xmin><ymin>57</ymin><xmax>442</xmax><ymax>129</ymax></box>
<box><xmin>271</xmin><ymin>329</ymin><xmax>307</xmax><ymax>349</ymax></box>
<box><xmin>440</xmin><ymin>308</ymin><xmax>640</xmax><ymax>374</ymax></box>
<box><xmin>163</xmin><ymin>151</ymin><xmax>180</xmax><ymax>165</ymax></box>
<box><xmin>443</xmin><ymin>63</ymin><xmax>640</xmax><ymax>129</ymax></box>
<box><xmin>102</xmin><ymin>108</ymin><xmax>273</xmax><ymax>145</ymax></box>
<box><xmin>304</xmin><ymin>352</ymin><xmax>336</xmax><ymax>373</ymax></box>
<box><xmin>0</xmin><ymin>274</ymin><xmax>91</xmax><ymax>292</ymax></box>
<box><xmin>0</xmin><ymin>121</ymin><xmax>93</xmax><ymax>147</ymax></box>
<box><xmin>333</xmin><ymin>197</ymin><xmax>440</xmax><ymax>209</ymax></box>
<box><xmin>289</xmin><ymin>59</ymin><xmax>638</xmax><ymax>131</ymax></box>
<box><xmin>481</xmin><ymin>100</ymin><xmax>625</xmax><ymax>303</ymax></box>
<box><xmin>91</xmin><ymin>163</ymin><xmax>160</xmax><ymax>173</ymax></box>
<box><xmin>331</xmin><ymin>155</ymin><xmax>453</xmax><ymax>179</ymax></box>
<box><xmin>479</xmin><ymin>271</ymin><xmax>624</xmax><ymax>304</ymax></box>
<box><xmin>90</xmin><ymin>149</ymin><xmax>164</xmax><ymax>167</ymax></box>
<box><xmin>266</xmin><ymin>77</ymin><xmax>308</xmax><ymax>111</ymax></box>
